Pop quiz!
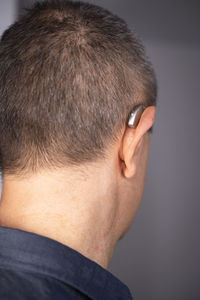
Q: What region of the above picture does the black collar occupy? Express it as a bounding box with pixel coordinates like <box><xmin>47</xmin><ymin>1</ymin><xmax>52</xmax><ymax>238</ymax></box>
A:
<box><xmin>0</xmin><ymin>226</ymin><xmax>133</xmax><ymax>299</ymax></box>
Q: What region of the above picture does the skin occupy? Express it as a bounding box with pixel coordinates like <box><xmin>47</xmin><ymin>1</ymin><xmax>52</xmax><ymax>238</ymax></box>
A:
<box><xmin>0</xmin><ymin>106</ymin><xmax>156</xmax><ymax>269</ymax></box>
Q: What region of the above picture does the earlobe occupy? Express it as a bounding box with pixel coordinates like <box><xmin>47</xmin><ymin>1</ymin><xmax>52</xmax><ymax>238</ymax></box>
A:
<box><xmin>119</xmin><ymin>128</ymin><xmax>140</xmax><ymax>178</ymax></box>
<box><xmin>123</xmin><ymin>159</ymin><xmax>136</xmax><ymax>178</ymax></box>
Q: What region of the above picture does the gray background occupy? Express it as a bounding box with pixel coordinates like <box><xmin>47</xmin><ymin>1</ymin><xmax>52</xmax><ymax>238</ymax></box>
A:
<box><xmin>0</xmin><ymin>1</ymin><xmax>200</xmax><ymax>299</ymax></box>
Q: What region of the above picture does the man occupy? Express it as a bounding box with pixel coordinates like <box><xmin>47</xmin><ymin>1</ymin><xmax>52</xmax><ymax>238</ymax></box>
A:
<box><xmin>0</xmin><ymin>0</ymin><xmax>157</xmax><ymax>299</ymax></box>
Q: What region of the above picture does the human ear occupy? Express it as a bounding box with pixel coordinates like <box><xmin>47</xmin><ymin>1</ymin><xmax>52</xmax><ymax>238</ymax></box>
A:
<box><xmin>119</xmin><ymin>106</ymin><xmax>156</xmax><ymax>178</ymax></box>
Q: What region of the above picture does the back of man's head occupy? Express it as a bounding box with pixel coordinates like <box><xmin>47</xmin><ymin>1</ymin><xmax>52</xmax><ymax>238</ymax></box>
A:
<box><xmin>0</xmin><ymin>0</ymin><xmax>157</xmax><ymax>178</ymax></box>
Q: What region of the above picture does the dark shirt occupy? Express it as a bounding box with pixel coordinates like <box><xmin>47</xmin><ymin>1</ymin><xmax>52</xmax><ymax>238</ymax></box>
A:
<box><xmin>0</xmin><ymin>226</ymin><xmax>133</xmax><ymax>299</ymax></box>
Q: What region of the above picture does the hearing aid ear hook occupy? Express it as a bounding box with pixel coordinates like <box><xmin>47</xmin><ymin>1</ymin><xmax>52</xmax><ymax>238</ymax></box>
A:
<box><xmin>127</xmin><ymin>105</ymin><xmax>146</xmax><ymax>128</ymax></box>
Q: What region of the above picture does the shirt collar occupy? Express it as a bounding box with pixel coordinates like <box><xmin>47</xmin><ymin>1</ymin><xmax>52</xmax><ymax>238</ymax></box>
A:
<box><xmin>0</xmin><ymin>226</ymin><xmax>133</xmax><ymax>299</ymax></box>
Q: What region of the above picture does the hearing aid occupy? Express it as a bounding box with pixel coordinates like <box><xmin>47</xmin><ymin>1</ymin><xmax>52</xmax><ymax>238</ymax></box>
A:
<box><xmin>127</xmin><ymin>105</ymin><xmax>146</xmax><ymax>128</ymax></box>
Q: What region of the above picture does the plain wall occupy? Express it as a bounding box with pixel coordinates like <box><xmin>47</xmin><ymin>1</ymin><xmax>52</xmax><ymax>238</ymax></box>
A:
<box><xmin>0</xmin><ymin>0</ymin><xmax>17</xmax><ymax>36</ymax></box>
<box><xmin>0</xmin><ymin>1</ymin><xmax>200</xmax><ymax>299</ymax></box>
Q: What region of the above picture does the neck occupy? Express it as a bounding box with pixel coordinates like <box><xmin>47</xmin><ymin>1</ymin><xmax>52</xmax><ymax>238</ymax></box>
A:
<box><xmin>0</xmin><ymin>165</ymin><xmax>119</xmax><ymax>269</ymax></box>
